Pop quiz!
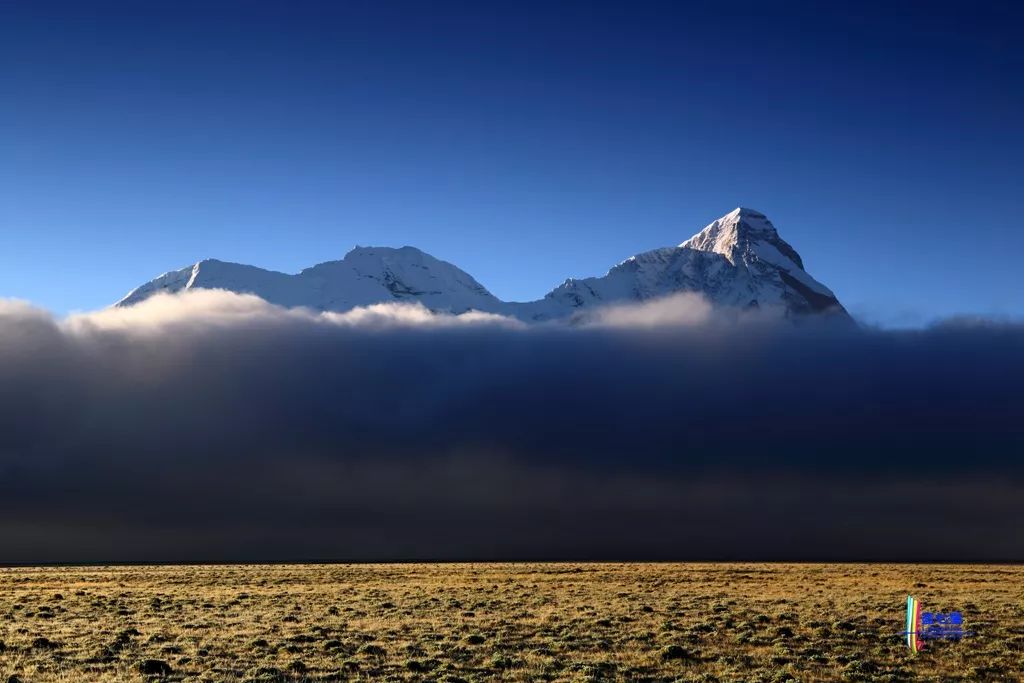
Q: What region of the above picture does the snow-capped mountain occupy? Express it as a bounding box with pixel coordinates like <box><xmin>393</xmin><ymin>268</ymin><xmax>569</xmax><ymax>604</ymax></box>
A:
<box><xmin>117</xmin><ymin>208</ymin><xmax>847</xmax><ymax>320</ymax></box>
<box><xmin>117</xmin><ymin>246</ymin><xmax>501</xmax><ymax>314</ymax></box>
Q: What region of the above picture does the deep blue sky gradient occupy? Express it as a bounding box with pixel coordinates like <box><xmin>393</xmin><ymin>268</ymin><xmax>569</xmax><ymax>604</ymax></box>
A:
<box><xmin>2</xmin><ymin>0</ymin><xmax>1021</xmax><ymax>323</ymax></box>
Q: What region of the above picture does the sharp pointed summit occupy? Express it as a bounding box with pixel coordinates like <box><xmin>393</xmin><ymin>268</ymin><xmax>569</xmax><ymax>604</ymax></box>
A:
<box><xmin>675</xmin><ymin>208</ymin><xmax>843</xmax><ymax>314</ymax></box>
<box><xmin>681</xmin><ymin>208</ymin><xmax>802</xmax><ymax>268</ymax></box>
<box><xmin>117</xmin><ymin>208</ymin><xmax>849</xmax><ymax>321</ymax></box>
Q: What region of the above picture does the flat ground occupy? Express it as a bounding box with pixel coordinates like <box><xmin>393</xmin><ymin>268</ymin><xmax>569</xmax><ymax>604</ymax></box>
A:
<box><xmin>0</xmin><ymin>563</ymin><xmax>1021</xmax><ymax>682</ymax></box>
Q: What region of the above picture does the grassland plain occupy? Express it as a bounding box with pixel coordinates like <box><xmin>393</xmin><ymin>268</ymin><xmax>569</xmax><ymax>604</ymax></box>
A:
<box><xmin>0</xmin><ymin>563</ymin><xmax>1021</xmax><ymax>682</ymax></box>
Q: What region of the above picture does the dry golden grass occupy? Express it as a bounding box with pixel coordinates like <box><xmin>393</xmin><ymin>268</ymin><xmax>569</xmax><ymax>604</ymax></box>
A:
<box><xmin>0</xmin><ymin>563</ymin><xmax>1021</xmax><ymax>682</ymax></box>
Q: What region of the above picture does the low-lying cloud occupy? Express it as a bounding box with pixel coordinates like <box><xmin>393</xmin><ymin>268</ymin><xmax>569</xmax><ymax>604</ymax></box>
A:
<box><xmin>1</xmin><ymin>291</ymin><xmax>1022</xmax><ymax>562</ymax></box>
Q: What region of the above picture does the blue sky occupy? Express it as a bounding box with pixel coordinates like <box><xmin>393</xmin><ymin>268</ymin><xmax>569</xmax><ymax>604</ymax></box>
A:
<box><xmin>1</xmin><ymin>0</ymin><xmax>1021</xmax><ymax>324</ymax></box>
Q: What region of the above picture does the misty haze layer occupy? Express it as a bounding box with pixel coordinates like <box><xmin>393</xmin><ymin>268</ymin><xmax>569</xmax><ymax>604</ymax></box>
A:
<box><xmin>0</xmin><ymin>291</ymin><xmax>1022</xmax><ymax>562</ymax></box>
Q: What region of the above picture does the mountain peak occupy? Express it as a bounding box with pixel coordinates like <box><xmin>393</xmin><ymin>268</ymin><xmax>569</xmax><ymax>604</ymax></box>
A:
<box><xmin>672</xmin><ymin>208</ymin><xmax>848</xmax><ymax>315</ymax></box>
<box><xmin>680</xmin><ymin>208</ymin><xmax>800</xmax><ymax>268</ymax></box>
<box><xmin>729</xmin><ymin>206</ymin><xmax>767</xmax><ymax>218</ymax></box>
<box><xmin>343</xmin><ymin>245</ymin><xmax>427</xmax><ymax>259</ymax></box>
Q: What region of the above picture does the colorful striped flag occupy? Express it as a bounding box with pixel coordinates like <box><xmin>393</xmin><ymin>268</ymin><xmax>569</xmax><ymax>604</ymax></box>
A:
<box><xmin>906</xmin><ymin>595</ymin><xmax>924</xmax><ymax>653</ymax></box>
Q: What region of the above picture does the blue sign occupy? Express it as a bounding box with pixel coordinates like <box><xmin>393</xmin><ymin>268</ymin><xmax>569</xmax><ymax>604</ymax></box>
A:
<box><xmin>920</xmin><ymin>611</ymin><xmax>967</xmax><ymax>640</ymax></box>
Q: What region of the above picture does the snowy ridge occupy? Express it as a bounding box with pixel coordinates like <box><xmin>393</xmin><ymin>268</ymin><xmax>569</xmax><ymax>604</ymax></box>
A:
<box><xmin>117</xmin><ymin>247</ymin><xmax>500</xmax><ymax>314</ymax></box>
<box><xmin>117</xmin><ymin>208</ymin><xmax>848</xmax><ymax>321</ymax></box>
